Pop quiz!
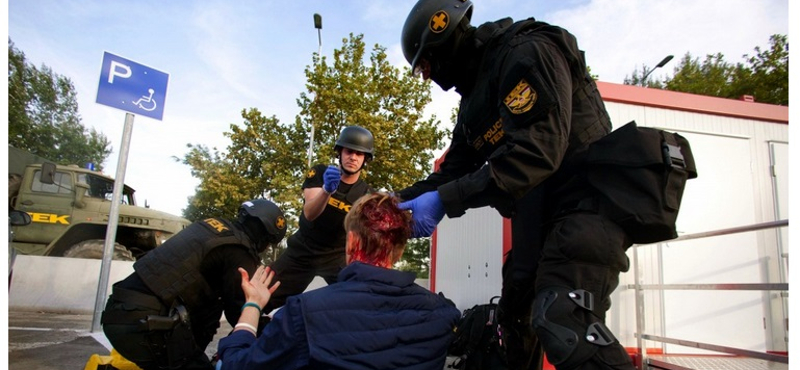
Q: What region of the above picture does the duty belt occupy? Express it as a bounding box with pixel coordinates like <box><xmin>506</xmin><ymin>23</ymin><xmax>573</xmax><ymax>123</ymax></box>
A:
<box><xmin>101</xmin><ymin>285</ymin><xmax>166</xmax><ymax>326</ymax></box>
<box><xmin>110</xmin><ymin>285</ymin><xmax>164</xmax><ymax>311</ymax></box>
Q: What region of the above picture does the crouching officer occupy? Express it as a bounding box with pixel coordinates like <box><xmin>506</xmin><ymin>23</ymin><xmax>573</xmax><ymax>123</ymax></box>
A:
<box><xmin>101</xmin><ymin>199</ymin><xmax>287</xmax><ymax>370</ymax></box>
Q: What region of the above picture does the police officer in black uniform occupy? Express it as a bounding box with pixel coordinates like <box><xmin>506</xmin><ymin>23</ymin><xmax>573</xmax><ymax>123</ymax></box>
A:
<box><xmin>101</xmin><ymin>199</ymin><xmax>287</xmax><ymax>370</ymax></box>
<box><xmin>263</xmin><ymin>125</ymin><xmax>375</xmax><ymax>314</ymax></box>
<box><xmin>397</xmin><ymin>1</ymin><xmax>635</xmax><ymax>369</ymax></box>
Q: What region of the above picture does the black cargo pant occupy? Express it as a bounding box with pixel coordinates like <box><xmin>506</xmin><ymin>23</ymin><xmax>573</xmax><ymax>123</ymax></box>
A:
<box><xmin>101</xmin><ymin>285</ymin><xmax>212</xmax><ymax>370</ymax></box>
<box><xmin>264</xmin><ymin>233</ymin><xmax>345</xmax><ymax>313</ymax></box>
<box><xmin>499</xmin><ymin>189</ymin><xmax>635</xmax><ymax>370</ymax></box>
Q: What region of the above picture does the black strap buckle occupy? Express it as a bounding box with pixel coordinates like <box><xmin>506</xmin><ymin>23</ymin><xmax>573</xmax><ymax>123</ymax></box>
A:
<box><xmin>662</xmin><ymin>142</ymin><xmax>686</xmax><ymax>170</ymax></box>
<box><xmin>568</xmin><ymin>289</ymin><xmax>594</xmax><ymax>312</ymax></box>
<box><xmin>585</xmin><ymin>322</ymin><xmax>618</xmax><ymax>346</ymax></box>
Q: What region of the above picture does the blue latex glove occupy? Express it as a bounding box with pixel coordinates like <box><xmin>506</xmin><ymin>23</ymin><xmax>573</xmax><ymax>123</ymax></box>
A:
<box><xmin>398</xmin><ymin>191</ymin><xmax>445</xmax><ymax>238</ymax></box>
<box><xmin>322</xmin><ymin>165</ymin><xmax>341</xmax><ymax>193</ymax></box>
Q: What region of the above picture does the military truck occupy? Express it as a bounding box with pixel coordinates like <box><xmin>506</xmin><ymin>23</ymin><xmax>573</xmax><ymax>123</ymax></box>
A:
<box><xmin>9</xmin><ymin>145</ymin><xmax>191</xmax><ymax>261</ymax></box>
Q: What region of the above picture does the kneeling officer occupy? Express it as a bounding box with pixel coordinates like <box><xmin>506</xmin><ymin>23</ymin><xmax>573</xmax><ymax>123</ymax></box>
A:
<box><xmin>101</xmin><ymin>199</ymin><xmax>287</xmax><ymax>370</ymax></box>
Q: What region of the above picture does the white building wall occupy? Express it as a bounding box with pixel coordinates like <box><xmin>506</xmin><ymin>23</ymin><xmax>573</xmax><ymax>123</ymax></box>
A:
<box><xmin>433</xmin><ymin>91</ymin><xmax>789</xmax><ymax>354</ymax></box>
<box><xmin>435</xmin><ymin>206</ymin><xmax>504</xmax><ymax>310</ymax></box>
<box><xmin>605</xmin><ymin>102</ymin><xmax>789</xmax><ymax>353</ymax></box>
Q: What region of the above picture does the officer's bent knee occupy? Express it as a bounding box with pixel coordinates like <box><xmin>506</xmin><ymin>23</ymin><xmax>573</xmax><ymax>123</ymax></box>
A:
<box><xmin>531</xmin><ymin>286</ymin><xmax>618</xmax><ymax>369</ymax></box>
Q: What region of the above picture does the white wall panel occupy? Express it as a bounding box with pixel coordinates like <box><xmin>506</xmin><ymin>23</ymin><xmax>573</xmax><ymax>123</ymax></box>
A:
<box><xmin>660</xmin><ymin>132</ymin><xmax>762</xmax><ymax>353</ymax></box>
<box><xmin>435</xmin><ymin>206</ymin><xmax>503</xmax><ymax>311</ymax></box>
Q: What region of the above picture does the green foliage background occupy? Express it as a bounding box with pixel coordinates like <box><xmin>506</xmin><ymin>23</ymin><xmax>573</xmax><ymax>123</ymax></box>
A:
<box><xmin>8</xmin><ymin>40</ymin><xmax>111</xmax><ymax>168</ymax></box>
<box><xmin>179</xmin><ymin>34</ymin><xmax>449</xmax><ymax>270</ymax></box>
<box><xmin>624</xmin><ymin>34</ymin><xmax>788</xmax><ymax>106</ymax></box>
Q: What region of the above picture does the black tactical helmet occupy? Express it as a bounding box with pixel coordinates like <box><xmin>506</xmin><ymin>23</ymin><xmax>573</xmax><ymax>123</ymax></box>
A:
<box><xmin>334</xmin><ymin>126</ymin><xmax>374</xmax><ymax>161</ymax></box>
<box><xmin>401</xmin><ymin>0</ymin><xmax>473</xmax><ymax>70</ymax></box>
<box><xmin>238</xmin><ymin>199</ymin><xmax>287</xmax><ymax>245</ymax></box>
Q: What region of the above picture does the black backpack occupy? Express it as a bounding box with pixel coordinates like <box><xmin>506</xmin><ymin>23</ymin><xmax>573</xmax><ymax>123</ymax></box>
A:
<box><xmin>448</xmin><ymin>296</ymin><xmax>508</xmax><ymax>370</ymax></box>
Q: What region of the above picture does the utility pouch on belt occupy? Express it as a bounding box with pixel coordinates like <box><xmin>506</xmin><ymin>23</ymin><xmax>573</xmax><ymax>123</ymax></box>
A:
<box><xmin>584</xmin><ymin>121</ymin><xmax>697</xmax><ymax>243</ymax></box>
<box><xmin>145</xmin><ymin>304</ymin><xmax>189</xmax><ymax>331</ymax></box>
<box><xmin>144</xmin><ymin>303</ymin><xmax>196</xmax><ymax>370</ymax></box>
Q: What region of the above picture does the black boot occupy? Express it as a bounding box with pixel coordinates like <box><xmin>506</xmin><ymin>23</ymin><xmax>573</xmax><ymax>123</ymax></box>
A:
<box><xmin>498</xmin><ymin>282</ymin><xmax>543</xmax><ymax>370</ymax></box>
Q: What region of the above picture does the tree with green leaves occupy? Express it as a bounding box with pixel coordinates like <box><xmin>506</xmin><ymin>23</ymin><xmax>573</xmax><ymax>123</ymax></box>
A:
<box><xmin>623</xmin><ymin>63</ymin><xmax>668</xmax><ymax>88</ymax></box>
<box><xmin>396</xmin><ymin>237</ymin><xmax>431</xmax><ymax>278</ymax></box>
<box><xmin>181</xmin><ymin>34</ymin><xmax>448</xmax><ymax>270</ymax></box>
<box><xmin>8</xmin><ymin>40</ymin><xmax>111</xmax><ymax>168</ymax></box>
<box><xmin>724</xmin><ymin>34</ymin><xmax>788</xmax><ymax>106</ymax></box>
<box><xmin>624</xmin><ymin>34</ymin><xmax>788</xmax><ymax>106</ymax></box>
<box><xmin>295</xmin><ymin>33</ymin><xmax>448</xmax><ymax>192</ymax></box>
<box><xmin>664</xmin><ymin>52</ymin><xmax>736</xmax><ymax>97</ymax></box>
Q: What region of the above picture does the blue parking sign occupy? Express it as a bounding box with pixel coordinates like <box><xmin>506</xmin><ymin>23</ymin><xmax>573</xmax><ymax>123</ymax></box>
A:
<box><xmin>96</xmin><ymin>52</ymin><xmax>169</xmax><ymax>120</ymax></box>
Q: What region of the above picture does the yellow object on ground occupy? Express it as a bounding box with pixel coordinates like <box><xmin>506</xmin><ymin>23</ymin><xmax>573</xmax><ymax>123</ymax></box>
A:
<box><xmin>84</xmin><ymin>348</ymin><xmax>143</xmax><ymax>370</ymax></box>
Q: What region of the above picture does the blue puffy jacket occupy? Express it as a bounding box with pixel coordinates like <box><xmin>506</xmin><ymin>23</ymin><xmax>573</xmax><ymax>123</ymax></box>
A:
<box><xmin>218</xmin><ymin>262</ymin><xmax>461</xmax><ymax>370</ymax></box>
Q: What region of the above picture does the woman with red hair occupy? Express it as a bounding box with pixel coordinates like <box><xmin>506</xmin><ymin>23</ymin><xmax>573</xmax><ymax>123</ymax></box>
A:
<box><xmin>217</xmin><ymin>192</ymin><xmax>460</xmax><ymax>370</ymax></box>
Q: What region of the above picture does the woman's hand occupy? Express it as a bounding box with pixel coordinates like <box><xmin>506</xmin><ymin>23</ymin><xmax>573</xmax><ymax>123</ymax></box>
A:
<box><xmin>239</xmin><ymin>265</ymin><xmax>280</xmax><ymax>308</ymax></box>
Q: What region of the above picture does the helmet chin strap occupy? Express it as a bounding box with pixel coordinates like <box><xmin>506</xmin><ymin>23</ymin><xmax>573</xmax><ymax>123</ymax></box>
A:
<box><xmin>430</xmin><ymin>17</ymin><xmax>479</xmax><ymax>92</ymax></box>
<box><xmin>239</xmin><ymin>217</ymin><xmax>269</xmax><ymax>253</ymax></box>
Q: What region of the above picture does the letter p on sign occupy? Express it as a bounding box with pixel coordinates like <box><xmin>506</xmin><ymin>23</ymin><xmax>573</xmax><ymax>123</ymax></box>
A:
<box><xmin>108</xmin><ymin>61</ymin><xmax>132</xmax><ymax>84</ymax></box>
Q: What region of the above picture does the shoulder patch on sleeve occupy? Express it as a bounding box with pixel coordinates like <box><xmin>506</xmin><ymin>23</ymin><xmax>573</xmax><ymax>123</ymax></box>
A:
<box><xmin>504</xmin><ymin>79</ymin><xmax>537</xmax><ymax>114</ymax></box>
<box><xmin>499</xmin><ymin>57</ymin><xmax>557</xmax><ymax>123</ymax></box>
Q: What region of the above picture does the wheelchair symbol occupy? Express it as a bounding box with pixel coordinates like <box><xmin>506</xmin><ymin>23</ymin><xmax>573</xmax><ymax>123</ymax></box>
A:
<box><xmin>132</xmin><ymin>88</ymin><xmax>157</xmax><ymax>112</ymax></box>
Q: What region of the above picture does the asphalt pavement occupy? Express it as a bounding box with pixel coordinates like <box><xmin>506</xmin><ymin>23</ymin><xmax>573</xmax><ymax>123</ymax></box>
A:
<box><xmin>8</xmin><ymin>310</ymin><xmax>231</xmax><ymax>370</ymax></box>
<box><xmin>9</xmin><ymin>310</ymin><xmax>460</xmax><ymax>370</ymax></box>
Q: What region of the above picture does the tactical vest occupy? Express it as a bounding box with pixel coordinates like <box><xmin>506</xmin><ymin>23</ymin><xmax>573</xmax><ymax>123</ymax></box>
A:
<box><xmin>298</xmin><ymin>179</ymin><xmax>372</xmax><ymax>248</ymax></box>
<box><xmin>459</xmin><ymin>18</ymin><xmax>610</xmax><ymax>162</ymax></box>
<box><xmin>134</xmin><ymin>218</ymin><xmax>260</xmax><ymax>308</ymax></box>
<box><xmin>477</xmin><ymin>20</ymin><xmax>698</xmax><ymax>242</ymax></box>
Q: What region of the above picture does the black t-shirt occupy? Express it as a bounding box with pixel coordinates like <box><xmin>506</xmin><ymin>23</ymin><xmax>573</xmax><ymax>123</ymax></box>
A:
<box><xmin>296</xmin><ymin>164</ymin><xmax>371</xmax><ymax>250</ymax></box>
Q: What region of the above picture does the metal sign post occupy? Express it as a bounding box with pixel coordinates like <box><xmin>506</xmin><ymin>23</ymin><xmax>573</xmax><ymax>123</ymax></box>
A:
<box><xmin>91</xmin><ymin>52</ymin><xmax>169</xmax><ymax>332</ymax></box>
<box><xmin>308</xmin><ymin>13</ymin><xmax>323</xmax><ymax>168</ymax></box>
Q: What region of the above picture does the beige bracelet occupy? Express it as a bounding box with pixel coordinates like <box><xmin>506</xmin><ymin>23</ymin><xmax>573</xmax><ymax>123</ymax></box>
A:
<box><xmin>234</xmin><ymin>322</ymin><xmax>257</xmax><ymax>334</ymax></box>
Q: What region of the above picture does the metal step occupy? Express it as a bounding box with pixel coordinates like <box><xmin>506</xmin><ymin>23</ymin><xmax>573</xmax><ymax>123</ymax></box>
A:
<box><xmin>646</xmin><ymin>355</ymin><xmax>788</xmax><ymax>370</ymax></box>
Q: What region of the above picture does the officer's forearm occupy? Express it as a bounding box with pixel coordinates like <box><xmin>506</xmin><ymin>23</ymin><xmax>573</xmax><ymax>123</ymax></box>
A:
<box><xmin>303</xmin><ymin>187</ymin><xmax>330</xmax><ymax>221</ymax></box>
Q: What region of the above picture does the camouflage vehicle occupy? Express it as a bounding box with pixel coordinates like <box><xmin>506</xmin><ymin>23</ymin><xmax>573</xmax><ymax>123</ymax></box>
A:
<box><xmin>9</xmin><ymin>145</ymin><xmax>191</xmax><ymax>261</ymax></box>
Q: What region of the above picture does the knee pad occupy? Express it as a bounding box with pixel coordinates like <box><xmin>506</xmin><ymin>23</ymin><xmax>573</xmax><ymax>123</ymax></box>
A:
<box><xmin>531</xmin><ymin>286</ymin><xmax>618</xmax><ymax>369</ymax></box>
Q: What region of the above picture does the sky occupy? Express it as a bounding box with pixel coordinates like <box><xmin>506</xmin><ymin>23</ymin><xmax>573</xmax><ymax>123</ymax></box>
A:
<box><xmin>4</xmin><ymin>0</ymin><xmax>792</xmax><ymax>217</ymax></box>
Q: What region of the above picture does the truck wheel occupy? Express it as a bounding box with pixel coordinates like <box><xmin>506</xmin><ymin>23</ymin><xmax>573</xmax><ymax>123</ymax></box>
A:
<box><xmin>63</xmin><ymin>239</ymin><xmax>136</xmax><ymax>261</ymax></box>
